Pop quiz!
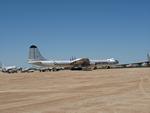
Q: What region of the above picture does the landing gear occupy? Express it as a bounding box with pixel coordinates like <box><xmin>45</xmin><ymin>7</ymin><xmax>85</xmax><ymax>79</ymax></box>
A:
<box><xmin>106</xmin><ymin>66</ymin><xmax>111</xmax><ymax>69</ymax></box>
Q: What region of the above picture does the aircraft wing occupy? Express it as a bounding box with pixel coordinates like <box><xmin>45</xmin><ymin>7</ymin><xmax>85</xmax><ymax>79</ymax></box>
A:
<box><xmin>70</xmin><ymin>58</ymin><xmax>90</xmax><ymax>66</ymax></box>
<box><xmin>28</xmin><ymin>60</ymin><xmax>43</xmax><ymax>66</ymax></box>
<box><xmin>132</xmin><ymin>61</ymin><xmax>149</xmax><ymax>64</ymax></box>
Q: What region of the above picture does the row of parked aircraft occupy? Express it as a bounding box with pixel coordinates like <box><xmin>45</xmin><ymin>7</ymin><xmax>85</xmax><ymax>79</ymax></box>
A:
<box><xmin>0</xmin><ymin>65</ymin><xmax>63</xmax><ymax>73</ymax></box>
<box><xmin>0</xmin><ymin>45</ymin><xmax>150</xmax><ymax>73</ymax></box>
<box><xmin>28</xmin><ymin>45</ymin><xmax>150</xmax><ymax>70</ymax></box>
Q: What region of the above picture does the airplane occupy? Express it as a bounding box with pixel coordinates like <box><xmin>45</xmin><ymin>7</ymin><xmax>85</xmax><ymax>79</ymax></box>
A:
<box><xmin>21</xmin><ymin>67</ymin><xmax>38</xmax><ymax>73</ymax></box>
<box><xmin>90</xmin><ymin>58</ymin><xmax>119</xmax><ymax>69</ymax></box>
<box><xmin>115</xmin><ymin>53</ymin><xmax>150</xmax><ymax>68</ymax></box>
<box><xmin>28</xmin><ymin>45</ymin><xmax>90</xmax><ymax>70</ymax></box>
<box><xmin>28</xmin><ymin>45</ymin><xmax>119</xmax><ymax>70</ymax></box>
<box><xmin>129</xmin><ymin>53</ymin><xmax>150</xmax><ymax>67</ymax></box>
<box><xmin>0</xmin><ymin>61</ymin><xmax>22</xmax><ymax>73</ymax></box>
<box><xmin>1</xmin><ymin>65</ymin><xmax>19</xmax><ymax>73</ymax></box>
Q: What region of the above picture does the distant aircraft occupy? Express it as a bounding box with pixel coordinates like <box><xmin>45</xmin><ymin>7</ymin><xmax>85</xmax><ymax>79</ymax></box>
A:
<box><xmin>21</xmin><ymin>67</ymin><xmax>38</xmax><ymax>73</ymax></box>
<box><xmin>0</xmin><ymin>61</ymin><xmax>21</xmax><ymax>73</ymax></box>
<box><xmin>90</xmin><ymin>58</ymin><xmax>119</xmax><ymax>65</ymax></box>
<box><xmin>1</xmin><ymin>65</ymin><xmax>19</xmax><ymax>73</ymax></box>
<box><xmin>28</xmin><ymin>45</ymin><xmax>119</xmax><ymax>70</ymax></box>
<box><xmin>147</xmin><ymin>53</ymin><xmax>150</xmax><ymax>62</ymax></box>
<box><xmin>116</xmin><ymin>53</ymin><xmax>150</xmax><ymax>68</ymax></box>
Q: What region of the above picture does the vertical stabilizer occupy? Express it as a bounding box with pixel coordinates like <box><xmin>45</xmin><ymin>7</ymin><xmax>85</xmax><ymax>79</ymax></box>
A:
<box><xmin>28</xmin><ymin>45</ymin><xmax>47</xmax><ymax>61</ymax></box>
<box><xmin>147</xmin><ymin>53</ymin><xmax>150</xmax><ymax>62</ymax></box>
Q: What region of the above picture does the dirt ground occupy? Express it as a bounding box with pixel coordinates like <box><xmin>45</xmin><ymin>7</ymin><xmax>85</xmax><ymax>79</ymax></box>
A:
<box><xmin>0</xmin><ymin>68</ymin><xmax>150</xmax><ymax>113</ymax></box>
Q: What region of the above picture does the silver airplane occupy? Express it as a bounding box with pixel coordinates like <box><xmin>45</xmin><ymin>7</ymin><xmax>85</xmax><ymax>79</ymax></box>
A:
<box><xmin>28</xmin><ymin>45</ymin><xmax>119</xmax><ymax>69</ymax></box>
<box><xmin>28</xmin><ymin>45</ymin><xmax>90</xmax><ymax>69</ymax></box>
<box><xmin>116</xmin><ymin>53</ymin><xmax>150</xmax><ymax>68</ymax></box>
<box><xmin>1</xmin><ymin>65</ymin><xmax>19</xmax><ymax>73</ymax></box>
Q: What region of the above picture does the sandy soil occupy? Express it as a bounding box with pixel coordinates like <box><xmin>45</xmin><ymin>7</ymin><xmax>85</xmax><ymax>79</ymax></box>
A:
<box><xmin>0</xmin><ymin>68</ymin><xmax>150</xmax><ymax>113</ymax></box>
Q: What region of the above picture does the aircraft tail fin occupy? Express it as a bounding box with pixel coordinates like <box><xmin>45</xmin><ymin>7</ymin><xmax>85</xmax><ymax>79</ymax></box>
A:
<box><xmin>147</xmin><ymin>53</ymin><xmax>150</xmax><ymax>62</ymax></box>
<box><xmin>28</xmin><ymin>45</ymin><xmax>47</xmax><ymax>61</ymax></box>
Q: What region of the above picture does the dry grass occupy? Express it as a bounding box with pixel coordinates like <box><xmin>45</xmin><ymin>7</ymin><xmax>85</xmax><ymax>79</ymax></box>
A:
<box><xmin>0</xmin><ymin>68</ymin><xmax>150</xmax><ymax>113</ymax></box>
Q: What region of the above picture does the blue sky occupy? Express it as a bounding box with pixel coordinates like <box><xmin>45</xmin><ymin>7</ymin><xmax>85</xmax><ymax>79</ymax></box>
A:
<box><xmin>0</xmin><ymin>0</ymin><xmax>150</xmax><ymax>66</ymax></box>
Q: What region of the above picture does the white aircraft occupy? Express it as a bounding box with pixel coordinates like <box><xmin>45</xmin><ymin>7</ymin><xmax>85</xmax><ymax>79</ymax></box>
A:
<box><xmin>116</xmin><ymin>53</ymin><xmax>150</xmax><ymax>68</ymax></box>
<box><xmin>0</xmin><ymin>61</ymin><xmax>21</xmax><ymax>73</ymax></box>
<box><xmin>28</xmin><ymin>45</ymin><xmax>90</xmax><ymax>69</ymax></box>
<box><xmin>28</xmin><ymin>45</ymin><xmax>119</xmax><ymax>69</ymax></box>
<box><xmin>1</xmin><ymin>65</ymin><xmax>19</xmax><ymax>73</ymax></box>
<box><xmin>90</xmin><ymin>58</ymin><xmax>119</xmax><ymax>65</ymax></box>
